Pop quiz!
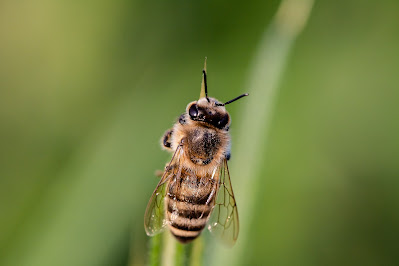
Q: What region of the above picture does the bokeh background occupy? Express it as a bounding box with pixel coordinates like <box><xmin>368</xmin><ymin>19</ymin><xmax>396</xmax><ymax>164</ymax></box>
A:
<box><xmin>1</xmin><ymin>0</ymin><xmax>398</xmax><ymax>265</ymax></box>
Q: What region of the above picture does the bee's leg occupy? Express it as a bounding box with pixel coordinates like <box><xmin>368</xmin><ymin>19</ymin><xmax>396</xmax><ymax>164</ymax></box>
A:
<box><xmin>178</xmin><ymin>114</ymin><xmax>187</xmax><ymax>125</ymax></box>
<box><xmin>225</xmin><ymin>145</ymin><xmax>231</xmax><ymax>161</ymax></box>
<box><xmin>155</xmin><ymin>162</ymin><xmax>175</xmax><ymax>178</ymax></box>
<box><xmin>161</xmin><ymin>128</ymin><xmax>173</xmax><ymax>151</ymax></box>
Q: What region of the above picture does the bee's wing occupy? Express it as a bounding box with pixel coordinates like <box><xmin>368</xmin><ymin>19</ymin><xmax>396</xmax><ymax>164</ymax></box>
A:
<box><xmin>208</xmin><ymin>159</ymin><xmax>239</xmax><ymax>246</ymax></box>
<box><xmin>144</xmin><ymin>145</ymin><xmax>183</xmax><ymax>236</ymax></box>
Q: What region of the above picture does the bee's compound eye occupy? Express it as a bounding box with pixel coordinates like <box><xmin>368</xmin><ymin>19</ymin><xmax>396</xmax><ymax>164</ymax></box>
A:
<box><xmin>218</xmin><ymin>114</ymin><xmax>229</xmax><ymax>128</ymax></box>
<box><xmin>189</xmin><ymin>104</ymin><xmax>198</xmax><ymax>118</ymax></box>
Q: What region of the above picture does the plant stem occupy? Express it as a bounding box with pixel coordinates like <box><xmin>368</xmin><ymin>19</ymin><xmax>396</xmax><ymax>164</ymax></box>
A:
<box><xmin>189</xmin><ymin>238</ymin><xmax>203</xmax><ymax>266</ymax></box>
<box><xmin>174</xmin><ymin>242</ymin><xmax>187</xmax><ymax>266</ymax></box>
<box><xmin>148</xmin><ymin>233</ymin><xmax>204</xmax><ymax>266</ymax></box>
<box><xmin>160</xmin><ymin>232</ymin><xmax>176</xmax><ymax>266</ymax></box>
<box><xmin>148</xmin><ymin>233</ymin><xmax>162</xmax><ymax>266</ymax></box>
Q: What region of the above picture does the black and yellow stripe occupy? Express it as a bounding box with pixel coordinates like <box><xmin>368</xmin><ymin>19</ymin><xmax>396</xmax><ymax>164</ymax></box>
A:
<box><xmin>165</xmin><ymin>173</ymin><xmax>216</xmax><ymax>243</ymax></box>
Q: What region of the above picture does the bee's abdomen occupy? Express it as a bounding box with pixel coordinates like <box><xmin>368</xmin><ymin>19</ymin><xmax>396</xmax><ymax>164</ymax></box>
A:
<box><xmin>166</xmin><ymin>198</ymin><xmax>210</xmax><ymax>243</ymax></box>
<box><xmin>166</xmin><ymin>172</ymin><xmax>216</xmax><ymax>243</ymax></box>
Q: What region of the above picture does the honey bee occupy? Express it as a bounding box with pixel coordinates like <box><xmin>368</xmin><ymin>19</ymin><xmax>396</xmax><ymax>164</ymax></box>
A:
<box><xmin>144</xmin><ymin>59</ymin><xmax>248</xmax><ymax>246</ymax></box>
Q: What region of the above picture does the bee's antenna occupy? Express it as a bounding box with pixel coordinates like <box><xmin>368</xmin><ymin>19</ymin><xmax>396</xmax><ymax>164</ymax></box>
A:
<box><xmin>200</xmin><ymin>57</ymin><xmax>210</xmax><ymax>102</ymax></box>
<box><xmin>203</xmin><ymin>70</ymin><xmax>209</xmax><ymax>102</ymax></box>
<box><xmin>217</xmin><ymin>93</ymin><xmax>249</xmax><ymax>106</ymax></box>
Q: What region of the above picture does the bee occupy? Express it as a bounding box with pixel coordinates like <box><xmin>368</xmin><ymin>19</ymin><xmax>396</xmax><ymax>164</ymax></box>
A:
<box><xmin>144</xmin><ymin>59</ymin><xmax>248</xmax><ymax>246</ymax></box>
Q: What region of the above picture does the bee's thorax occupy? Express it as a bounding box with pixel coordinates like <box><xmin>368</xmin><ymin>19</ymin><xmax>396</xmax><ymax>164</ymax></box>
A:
<box><xmin>171</xmin><ymin>121</ymin><xmax>230</xmax><ymax>175</ymax></box>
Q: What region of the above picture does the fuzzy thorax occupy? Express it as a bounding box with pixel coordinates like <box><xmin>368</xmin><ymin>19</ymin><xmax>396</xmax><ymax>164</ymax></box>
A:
<box><xmin>171</xmin><ymin>118</ymin><xmax>230</xmax><ymax>176</ymax></box>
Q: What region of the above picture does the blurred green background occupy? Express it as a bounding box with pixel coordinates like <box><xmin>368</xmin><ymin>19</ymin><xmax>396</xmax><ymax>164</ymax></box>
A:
<box><xmin>1</xmin><ymin>0</ymin><xmax>399</xmax><ymax>265</ymax></box>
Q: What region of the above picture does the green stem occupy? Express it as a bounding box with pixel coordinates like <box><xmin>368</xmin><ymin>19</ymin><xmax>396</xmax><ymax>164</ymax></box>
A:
<box><xmin>148</xmin><ymin>233</ymin><xmax>162</xmax><ymax>266</ymax></box>
<box><xmin>190</xmin><ymin>238</ymin><xmax>203</xmax><ymax>266</ymax></box>
<box><xmin>174</xmin><ymin>242</ymin><xmax>187</xmax><ymax>266</ymax></box>
<box><xmin>148</xmin><ymin>232</ymin><xmax>203</xmax><ymax>266</ymax></box>
<box><xmin>160</xmin><ymin>232</ymin><xmax>175</xmax><ymax>266</ymax></box>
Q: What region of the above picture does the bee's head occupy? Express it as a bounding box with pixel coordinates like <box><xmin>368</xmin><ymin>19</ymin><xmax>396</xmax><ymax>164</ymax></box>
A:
<box><xmin>186</xmin><ymin>98</ymin><xmax>230</xmax><ymax>129</ymax></box>
<box><xmin>185</xmin><ymin>58</ymin><xmax>248</xmax><ymax>130</ymax></box>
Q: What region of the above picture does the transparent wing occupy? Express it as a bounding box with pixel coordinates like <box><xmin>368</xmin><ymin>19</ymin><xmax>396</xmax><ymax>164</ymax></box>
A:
<box><xmin>144</xmin><ymin>145</ymin><xmax>183</xmax><ymax>236</ymax></box>
<box><xmin>208</xmin><ymin>159</ymin><xmax>239</xmax><ymax>246</ymax></box>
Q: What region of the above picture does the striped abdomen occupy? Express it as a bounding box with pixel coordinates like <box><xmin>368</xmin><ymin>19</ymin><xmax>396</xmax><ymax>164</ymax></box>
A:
<box><xmin>165</xmin><ymin>168</ymin><xmax>217</xmax><ymax>243</ymax></box>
